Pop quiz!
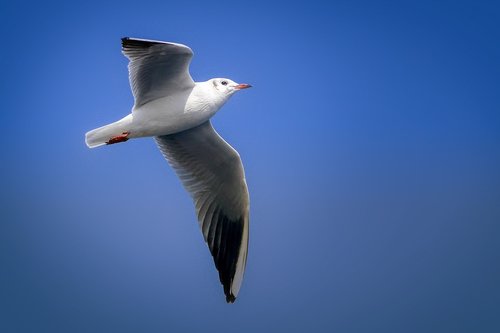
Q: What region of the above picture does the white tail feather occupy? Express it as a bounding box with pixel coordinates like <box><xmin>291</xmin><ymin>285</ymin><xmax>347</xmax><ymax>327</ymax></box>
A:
<box><xmin>85</xmin><ymin>115</ymin><xmax>133</xmax><ymax>148</ymax></box>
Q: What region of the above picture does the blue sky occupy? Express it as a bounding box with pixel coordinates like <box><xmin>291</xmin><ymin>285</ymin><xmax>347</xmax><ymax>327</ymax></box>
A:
<box><xmin>1</xmin><ymin>0</ymin><xmax>499</xmax><ymax>332</ymax></box>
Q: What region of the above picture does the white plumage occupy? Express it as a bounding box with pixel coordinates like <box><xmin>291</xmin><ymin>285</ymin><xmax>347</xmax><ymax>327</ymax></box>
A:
<box><xmin>85</xmin><ymin>37</ymin><xmax>252</xmax><ymax>303</ymax></box>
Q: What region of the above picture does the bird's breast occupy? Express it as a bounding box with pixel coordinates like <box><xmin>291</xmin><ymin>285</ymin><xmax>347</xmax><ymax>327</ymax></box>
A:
<box><xmin>129</xmin><ymin>91</ymin><xmax>219</xmax><ymax>138</ymax></box>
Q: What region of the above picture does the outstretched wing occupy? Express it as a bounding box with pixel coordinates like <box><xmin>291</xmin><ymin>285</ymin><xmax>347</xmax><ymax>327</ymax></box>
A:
<box><xmin>121</xmin><ymin>37</ymin><xmax>195</xmax><ymax>107</ymax></box>
<box><xmin>155</xmin><ymin>121</ymin><xmax>250</xmax><ymax>303</ymax></box>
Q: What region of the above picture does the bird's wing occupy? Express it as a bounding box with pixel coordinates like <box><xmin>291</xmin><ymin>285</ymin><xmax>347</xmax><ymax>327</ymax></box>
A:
<box><xmin>121</xmin><ymin>37</ymin><xmax>195</xmax><ymax>107</ymax></box>
<box><xmin>155</xmin><ymin>121</ymin><xmax>249</xmax><ymax>303</ymax></box>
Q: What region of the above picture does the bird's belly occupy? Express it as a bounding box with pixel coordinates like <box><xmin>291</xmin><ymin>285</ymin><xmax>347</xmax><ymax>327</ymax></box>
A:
<box><xmin>130</xmin><ymin>96</ymin><xmax>214</xmax><ymax>137</ymax></box>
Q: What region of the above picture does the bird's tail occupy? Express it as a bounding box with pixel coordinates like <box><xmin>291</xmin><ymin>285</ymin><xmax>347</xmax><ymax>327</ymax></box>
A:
<box><xmin>85</xmin><ymin>115</ymin><xmax>133</xmax><ymax>148</ymax></box>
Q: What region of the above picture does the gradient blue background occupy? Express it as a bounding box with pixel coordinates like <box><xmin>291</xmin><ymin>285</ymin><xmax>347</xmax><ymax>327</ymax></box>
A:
<box><xmin>1</xmin><ymin>0</ymin><xmax>499</xmax><ymax>332</ymax></box>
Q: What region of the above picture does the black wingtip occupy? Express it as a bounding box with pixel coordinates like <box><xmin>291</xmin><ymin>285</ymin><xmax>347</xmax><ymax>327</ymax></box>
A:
<box><xmin>226</xmin><ymin>293</ymin><xmax>236</xmax><ymax>303</ymax></box>
<box><xmin>121</xmin><ymin>37</ymin><xmax>164</xmax><ymax>50</ymax></box>
<box><xmin>121</xmin><ymin>37</ymin><xmax>131</xmax><ymax>49</ymax></box>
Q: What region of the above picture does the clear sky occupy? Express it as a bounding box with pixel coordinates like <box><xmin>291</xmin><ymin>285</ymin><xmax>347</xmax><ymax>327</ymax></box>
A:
<box><xmin>1</xmin><ymin>0</ymin><xmax>499</xmax><ymax>332</ymax></box>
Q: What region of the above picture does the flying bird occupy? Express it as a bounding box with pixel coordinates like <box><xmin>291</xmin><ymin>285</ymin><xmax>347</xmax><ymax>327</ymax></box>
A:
<box><xmin>85</xmin><ymin>37</ymin><xmax>252</xmax><ymax>303</ymax></box>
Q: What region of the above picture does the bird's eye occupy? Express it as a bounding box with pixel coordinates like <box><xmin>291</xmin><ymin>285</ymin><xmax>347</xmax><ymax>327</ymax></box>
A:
<box><xmin>221</xmin><ymin>80</ymin><xmax>228</xmax><ymax>86</ymax></box>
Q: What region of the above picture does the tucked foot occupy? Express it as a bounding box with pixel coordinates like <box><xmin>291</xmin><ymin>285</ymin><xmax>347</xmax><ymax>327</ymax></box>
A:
<box><xmin>106</xmin><ymin>132</ymin><xmax>130</xmax><ymax>145</ymax></box>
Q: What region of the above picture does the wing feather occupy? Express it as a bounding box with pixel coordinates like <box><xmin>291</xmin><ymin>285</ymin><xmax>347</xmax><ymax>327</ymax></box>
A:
<box><xmin>121</xmin><ymin>37</ymin><xmax>195</xmax><ymax>107</ymax></box>
<box><xmin>155</xmin><ymin>121</ymin><xmax>249</xmax><ymax>303</ymax></box>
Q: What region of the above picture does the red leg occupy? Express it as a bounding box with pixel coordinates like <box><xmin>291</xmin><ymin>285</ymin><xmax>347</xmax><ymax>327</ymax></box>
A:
<box><xmin>106</xmin><ymin>132</ymin><xmax>130</xmax><ymax>145</ymax></box>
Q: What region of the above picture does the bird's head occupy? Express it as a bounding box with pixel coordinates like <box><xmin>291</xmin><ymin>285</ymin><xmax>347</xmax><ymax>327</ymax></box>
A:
<box><xmin>211</xmin><ymin>78</ymin><xmax>252</xmax><ymax>96</ymax></box>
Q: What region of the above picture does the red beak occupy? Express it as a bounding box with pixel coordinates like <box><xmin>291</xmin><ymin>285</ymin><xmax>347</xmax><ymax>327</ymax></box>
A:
<box><xmin>234</xmin><ymin>83</ymin><xmax>252</xmax><ymax>90</ymax></box>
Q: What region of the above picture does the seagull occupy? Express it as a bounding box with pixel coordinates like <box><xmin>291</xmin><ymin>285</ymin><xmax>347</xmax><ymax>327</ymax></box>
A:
<box><xmin>85</xmin><ymin>37</ymin><xmax>252</xmax><ymax>303</ymax></box>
